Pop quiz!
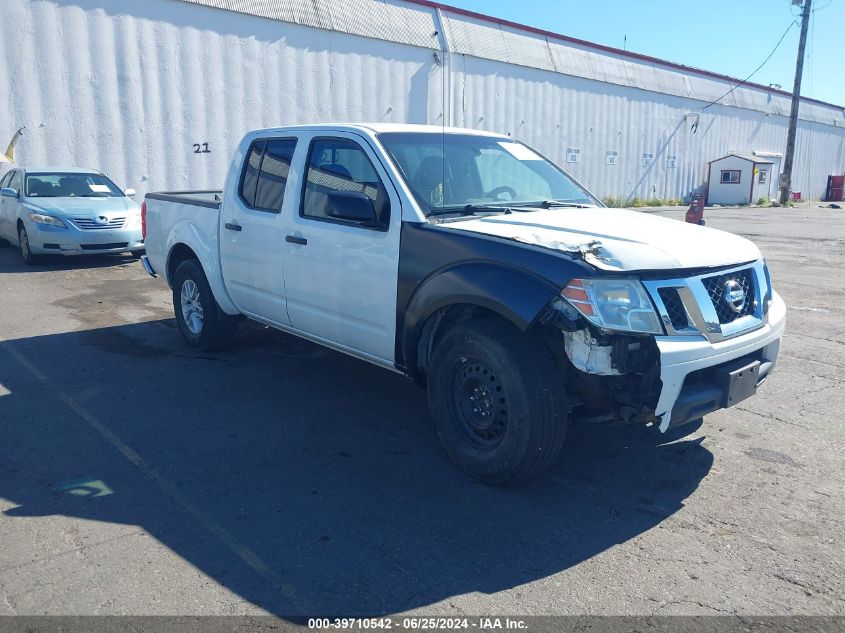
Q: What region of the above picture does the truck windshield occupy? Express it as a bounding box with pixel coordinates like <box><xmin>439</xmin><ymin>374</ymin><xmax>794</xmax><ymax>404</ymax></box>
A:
<box><xmin>25</xmin><ymin>172</ymin><xmax>124</xmax><ymax>198</ymax></box>
<box><xmin>378</xmin><ymin>132</ymin><xmax>599</xmax><ymax>215</ymax></box>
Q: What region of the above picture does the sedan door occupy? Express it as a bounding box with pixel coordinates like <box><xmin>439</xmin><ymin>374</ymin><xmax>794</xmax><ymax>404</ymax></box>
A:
<box><xmin>0</xmin><ymin>171</ymin><xmax>13</xmax><ymax>239</ymax></box>
<box><xmin>282</xmin><ymin>133</ymin><xmax>401</xmax><ymax>364</ymax></box>
<box><xmin>0</xmin><ymin>170</ymin><xmax>23</xmax><ymax>241</ymax></box>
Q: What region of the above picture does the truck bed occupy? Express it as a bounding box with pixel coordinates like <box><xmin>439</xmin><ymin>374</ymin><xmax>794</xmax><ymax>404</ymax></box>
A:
<box><xmin>143</xmin><ymin>190</ymin><xmax>224</xmax><ymax>293</ymax></box>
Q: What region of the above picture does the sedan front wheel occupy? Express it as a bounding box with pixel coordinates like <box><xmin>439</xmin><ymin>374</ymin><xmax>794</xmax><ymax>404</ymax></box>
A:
<box><xmin>18</xmin><ymin>224</ymin><xmax>39</xmax><ymax>265</ymax></box>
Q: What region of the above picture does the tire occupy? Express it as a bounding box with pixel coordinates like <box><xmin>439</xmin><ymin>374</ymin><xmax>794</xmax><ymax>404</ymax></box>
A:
<box><xmin>18</xmin><ymin>224</ymin><xmax>39</xmax><ymax>265</ymax></box>
<box><xmin>427</xmin><ymin>319</ymin><xmax>569</xmax><ymax>485</ymax></box>
<box><xmin>172</xmin><ymin>259</ymin><xmax>238</xmax><ymax>351</ymax></box>
<box><xmin>130</xmin><ymin>249</ymin><xmax>146</xmax><ymax>258</ymax></box>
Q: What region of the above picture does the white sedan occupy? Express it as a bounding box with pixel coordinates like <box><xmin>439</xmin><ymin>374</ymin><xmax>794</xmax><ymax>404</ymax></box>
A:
<box><xmin>0</xmin><ymin>166</ymin><xmax>144</xmax><ymax>264</ymax></box>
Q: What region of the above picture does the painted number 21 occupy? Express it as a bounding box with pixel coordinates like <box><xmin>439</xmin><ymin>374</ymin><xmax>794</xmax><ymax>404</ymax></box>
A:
<box><xmin>193</xmin><ymin>143</ymin><xmax>211</xmax><ymax>154</ymax></box>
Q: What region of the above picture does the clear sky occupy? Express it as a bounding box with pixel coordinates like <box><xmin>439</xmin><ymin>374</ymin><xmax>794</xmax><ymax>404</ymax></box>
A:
<box><xmin>443</xmin><ymin>0</ymin><xmax>844</xmax><ymax>107</ymax></box>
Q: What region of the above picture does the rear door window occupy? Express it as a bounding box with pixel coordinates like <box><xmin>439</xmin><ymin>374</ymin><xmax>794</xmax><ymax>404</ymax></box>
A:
<box><xmin>239</xmin><ymin>142</ymin><xmax>263</xmax><ymax>207</ymax></box>
<box><xmin>238</xmin><ymin>138</ymin><xmax>297</xmax><ymax>213</ymax></box>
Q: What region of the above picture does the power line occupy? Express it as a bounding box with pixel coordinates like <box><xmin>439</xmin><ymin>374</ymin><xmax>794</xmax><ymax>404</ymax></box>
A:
<box><xmin>779</xmin><ymin>0</ymin><xmax>813</xmax><ymax>204</ymax></box>
<box><xmin>808</xmin><ymin>0</ymin><xmax>832</xmax><ymax>100</ymax></box>
<box><xmin>808</xmin><ymin>0</ymin><xmax>815</xmax><ymax>98</ymax></box>
<box><xmin>699</xmin><ymin>19</ymin><xmax>799</xmax><ymax>112</ymax></box>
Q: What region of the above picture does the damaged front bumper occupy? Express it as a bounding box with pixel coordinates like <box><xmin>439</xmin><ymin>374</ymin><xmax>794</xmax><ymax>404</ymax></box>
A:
<box><xmin>654</xmin><ymin>290</ymin><xmax>785</xmax><ymax>431</ymax></box>
<box><xmin>552</xmin><ymin>260</ymin><xmax>785</xmax><ymax>431</ymax></box>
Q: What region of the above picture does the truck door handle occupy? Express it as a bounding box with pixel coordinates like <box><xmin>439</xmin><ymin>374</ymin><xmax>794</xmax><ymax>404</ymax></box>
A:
<box><xmin>224</xmin><ymin>222</ymin><xmax>242</xmax><ymax>232</ymax></box>
<box><xmin>286</xmin><ymin>235</ymin><xmax>307</xmax><ymax>245</ymax></box>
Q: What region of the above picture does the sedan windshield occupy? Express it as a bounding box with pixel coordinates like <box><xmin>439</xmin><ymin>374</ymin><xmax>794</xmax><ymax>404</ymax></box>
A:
<box><xmin>378</xmin><ymin>132</ymin><xmax>599</xmax><ymax>215</ymax></box>
<box><xmin>25</xmin><ymin>172</ymin><xmax>124</xmax><ymax>198</ymax></box>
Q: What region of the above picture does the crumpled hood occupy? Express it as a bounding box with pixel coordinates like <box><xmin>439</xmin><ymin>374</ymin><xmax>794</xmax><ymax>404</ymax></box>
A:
<box><xmin>441</xmin><ymin>207</ymin><xmax>761</xmax><ymax>271</ymax></box>
<box><xmin>24</xmin><ymin>196</ymin><xmax>139</xmax><ymax>217</ymax></box>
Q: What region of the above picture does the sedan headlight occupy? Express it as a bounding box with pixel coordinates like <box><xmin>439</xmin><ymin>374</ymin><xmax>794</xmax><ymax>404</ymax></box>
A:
<box><xmin>28</xmin><ymin>212</ymin><xmax>66</xmax><ymax>228</ymax></box>
<box><xmin>126</xmin><ymin>212</ymin><xmax>142</xmax><ymax>229</ymax></box>
<box><xmin>562</xmin><ymin>278</ymin><xmax>663</xmax><ymax>334</ymax></box>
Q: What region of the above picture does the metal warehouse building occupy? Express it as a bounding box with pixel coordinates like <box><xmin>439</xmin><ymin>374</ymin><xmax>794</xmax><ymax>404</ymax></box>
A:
<box><xmin>2</xmin><ymin>0</ymin><xmax>844</xmax><ymax>201</ymax></box>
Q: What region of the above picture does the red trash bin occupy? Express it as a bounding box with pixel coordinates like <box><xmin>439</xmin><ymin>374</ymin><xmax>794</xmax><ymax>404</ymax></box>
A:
<box><xmin>686</xmin><ymin>192</ymin><xmax>705</xmax><ymax>225</ymax></box>
<box><xmin>791</xmin><ymin>191</ymin><xmax>802</xmax><ymax>201</ymax></box>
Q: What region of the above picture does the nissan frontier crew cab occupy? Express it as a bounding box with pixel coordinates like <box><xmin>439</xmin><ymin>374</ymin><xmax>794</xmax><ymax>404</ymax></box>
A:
<box><xmin>141</xmin><ymin>124</ymin><xmax>785</xmax><ymax>484</ymax></box>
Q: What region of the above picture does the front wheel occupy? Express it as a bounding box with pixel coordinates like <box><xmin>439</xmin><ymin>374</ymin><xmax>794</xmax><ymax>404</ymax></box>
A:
<box><xmin>428</xmin><ymin>319</ymin><xmax>569</xmax><ymax>485</ymax></box>
<box><xmin>18</xmin><ymin>224</ymin><xmax>39</xmax><ymax>265</ymax></box>
<box><xmin>172</xmin><ymin>259</ymin><xmax>238</xmax><ymax>351</ymax></box>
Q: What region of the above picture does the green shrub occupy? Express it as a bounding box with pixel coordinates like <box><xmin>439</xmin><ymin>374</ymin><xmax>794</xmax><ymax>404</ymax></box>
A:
<box><xmin>602</xmin><ymin>196</ymin><xmax>625</xmax><ymax>208</ymax></box>
<box><xmin>603</xmin><ymin>196</ymin><xmax>684</xmax><ymax>208</ymax></box>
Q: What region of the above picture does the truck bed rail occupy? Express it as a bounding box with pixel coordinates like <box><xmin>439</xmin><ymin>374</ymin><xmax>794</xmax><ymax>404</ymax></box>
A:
<box><xmin>145</xmin><ymin>190</ymin><xmax>222</xmax><ymax>209</ymax></box>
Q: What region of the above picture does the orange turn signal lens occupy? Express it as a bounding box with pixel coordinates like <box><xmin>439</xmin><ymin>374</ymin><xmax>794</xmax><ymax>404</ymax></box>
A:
<box><xmin>561</xmin><ymin>281</ymin><xmax>595</xmax><ymax>315</ymax></box>
<box><xmin>562</xmin><ymin>284</ymin><xmax>589</xmax><ymax>303</ymax></box>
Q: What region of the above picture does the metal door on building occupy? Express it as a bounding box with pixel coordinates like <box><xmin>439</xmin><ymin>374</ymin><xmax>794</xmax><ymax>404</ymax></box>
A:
<box><xmin>825</xmin><ymin>175</ymin><xmax>844</xmax><ymax>202</ymax></box>
<box><xmin>752</xmin><ymin>165</ymin><xmax>773</xmax><ymax>203</ymax></box>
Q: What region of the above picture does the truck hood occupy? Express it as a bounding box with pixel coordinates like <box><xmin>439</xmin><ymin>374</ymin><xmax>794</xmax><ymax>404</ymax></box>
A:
<box><xmin>441</xmin><ymin>207</ymin><xmax>761</xmax><ymax>271</ymax></box>
<box><xmin>24</xmin><ymin>196</ymin><xmax>139</xmax><ymax>216</ymax></box>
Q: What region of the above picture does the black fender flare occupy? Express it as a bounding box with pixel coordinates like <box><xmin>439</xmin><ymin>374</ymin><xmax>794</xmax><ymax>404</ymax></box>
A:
<box><xmin>400</xmin><ymin>262</ymin><xmax>562</xmax><ymax>381</ymax></box>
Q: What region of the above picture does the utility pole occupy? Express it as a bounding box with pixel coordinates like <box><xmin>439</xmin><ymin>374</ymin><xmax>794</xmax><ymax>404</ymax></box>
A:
<box><xmin>779</xmin><ymin>0</ymin><xmax>812</xmax><ymax>204</ymax></box>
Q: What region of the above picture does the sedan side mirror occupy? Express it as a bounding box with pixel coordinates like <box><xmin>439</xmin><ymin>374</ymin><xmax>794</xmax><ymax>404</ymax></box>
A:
<box><xmin>0</xmin><ymin>187</ymin><xmax>18</xmax><ymax>198</ymax></box>
<box><xmin>326</xmin><ymin>190</ymin><xmax>378</xmax><ymax>224</ymax></box>
<box><xmin>124</xmin><ymin>188</ymin><xmax>136</xmax><ymax>197</ymax></box>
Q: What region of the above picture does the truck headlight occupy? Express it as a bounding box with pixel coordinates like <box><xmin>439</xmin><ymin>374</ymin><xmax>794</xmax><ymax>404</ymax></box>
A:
<box><xmin>562</xmin><ymin>278</ymin><xmax>663</xmax><ymax>334</ymax></box>
<box><xmin>28</xmin><ymin>212</ymin><xmax>66</xmax><ymax>228</ymax></box>
<box><xmin>126</xmin><ymin>212</ymin><xmax>141</xmax><ymax>229</ymax></box>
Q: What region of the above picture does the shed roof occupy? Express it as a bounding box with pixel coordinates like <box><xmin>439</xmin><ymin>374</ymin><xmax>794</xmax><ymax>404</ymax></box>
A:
<box><xmin>709</xmin><ymin>153</ymin><xmax>775</xmax><ymax>165</ymax></box>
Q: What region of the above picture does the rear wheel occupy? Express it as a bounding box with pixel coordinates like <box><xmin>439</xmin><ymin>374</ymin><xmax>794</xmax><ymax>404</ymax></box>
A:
<box><xmin>172</xmin><ymin>259</ymin><xmax>237</xmax><ymax>351</ymax></box>
<box><xmin>428</xmin><ymin>319</ymin><xmax>569</xmax><ymax>485</ymax></box>
<box><xmin>18</xmin><ymin>224</ymin><xmax>39</xmax><ymax>265</ymax></box>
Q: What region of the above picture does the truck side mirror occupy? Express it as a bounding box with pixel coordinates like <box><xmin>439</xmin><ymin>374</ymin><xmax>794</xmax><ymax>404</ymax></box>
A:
<box><xmin>0</xmin><ymin>187</ymin><xmax>18</xmax><ymax>198</ymax></box>
<box><xmin>326</xmin><ymin>190</ymin><xmax>377</xmax><ymax>224</ymax></box>
<box><xmin>124</xmin><ymin>188</ymin><xmax>136</xmax><ymax>197</ymax></box>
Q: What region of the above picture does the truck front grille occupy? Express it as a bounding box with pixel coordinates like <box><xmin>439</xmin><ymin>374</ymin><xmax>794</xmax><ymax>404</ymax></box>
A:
<box><xmin>642</xmin><ymin>261</ymin><xmax>767</xmax><ymax>343</ymax></box>
<box><xmin>657</xmin><ymin>288</ymin><xmax>689</xmax><ymax>330</ymax></box>
<box><xmin>701</xmin><ymin>268</ymin><xmax>756</xmax><ymax>324</ymax></box>
<box><xmin>70</xmin><ymin>217</ymin><xmax>126</xmax><ymax>230</ymax></box>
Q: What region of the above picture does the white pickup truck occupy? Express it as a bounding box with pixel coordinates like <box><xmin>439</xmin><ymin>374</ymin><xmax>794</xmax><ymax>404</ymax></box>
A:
<box><xmin>141</xmin><ymin>123</ymin><xmax>785</xmax><ymax>484</ymax></box>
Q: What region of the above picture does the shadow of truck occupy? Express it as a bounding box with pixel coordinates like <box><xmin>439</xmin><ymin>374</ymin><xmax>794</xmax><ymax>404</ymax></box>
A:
<box><xmin>0</xmin><ymin>319</ymin><xmax>712</xmax><ymax>616</ymax></box>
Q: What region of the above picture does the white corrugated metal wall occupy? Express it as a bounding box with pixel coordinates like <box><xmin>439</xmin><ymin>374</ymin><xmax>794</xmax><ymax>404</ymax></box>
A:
<box><xmin>1</xmin><ymin>0</ymin><xmax>844</xmax><ymax>200</ymax></box>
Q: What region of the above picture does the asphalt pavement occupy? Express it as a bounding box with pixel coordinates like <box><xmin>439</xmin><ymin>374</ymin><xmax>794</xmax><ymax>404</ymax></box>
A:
<box><xmin>0</xmin><ymin>206</ymin><xmax>842</xmax><ymax>617</ymax></box>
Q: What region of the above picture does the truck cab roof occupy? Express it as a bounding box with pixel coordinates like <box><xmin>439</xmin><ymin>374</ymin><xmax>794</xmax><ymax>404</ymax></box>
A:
<box><xmin>15</xmin><ymin>166</ymin><xmax>103</xmax><ymax>175</ymax></box>
<box><xmin>245</xmin><ymin>123</ymin><xmax>511</xmax><ymax>138</ymax></box>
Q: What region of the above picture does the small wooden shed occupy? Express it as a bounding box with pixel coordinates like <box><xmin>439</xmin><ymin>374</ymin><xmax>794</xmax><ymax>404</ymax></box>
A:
<box><xmin>707</xmin><ymin>153</ymin><xmax>775</xmax><ymax>205</ymax></box>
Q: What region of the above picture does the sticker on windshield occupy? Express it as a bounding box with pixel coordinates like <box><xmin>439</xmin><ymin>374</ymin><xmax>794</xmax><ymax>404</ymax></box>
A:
<box><xmin>89</xmin><ymin>184</ymin><xmax>110</xmax><ymax>193</ymax></box>
<box><xmin>498</xmin><ymin>142</ymin><xmax>542</xmax><ymax>161</ymax></box>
